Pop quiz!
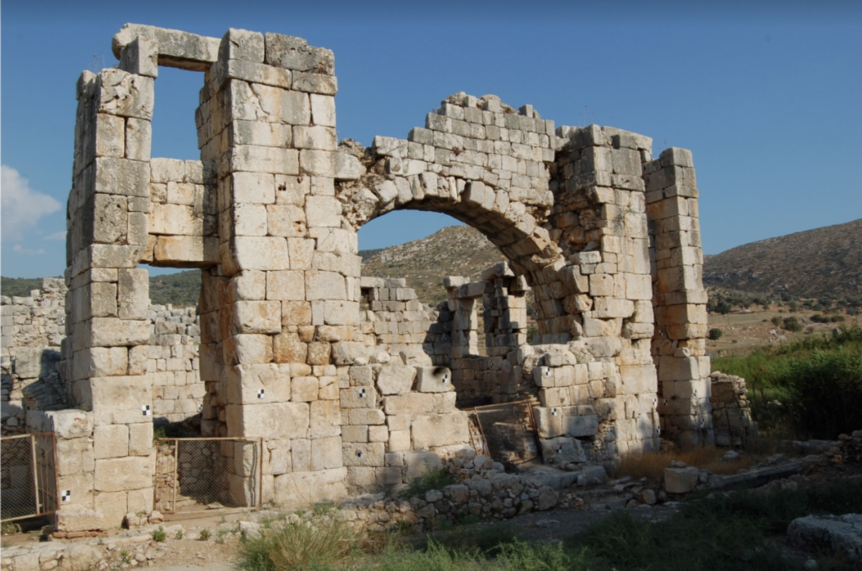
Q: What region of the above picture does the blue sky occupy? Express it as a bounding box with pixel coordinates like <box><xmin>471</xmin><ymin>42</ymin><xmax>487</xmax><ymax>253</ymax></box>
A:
<box><xmin>2</xmin><ymin>1</ymin><xmax>860</xmax><ymax>278</ymax></box>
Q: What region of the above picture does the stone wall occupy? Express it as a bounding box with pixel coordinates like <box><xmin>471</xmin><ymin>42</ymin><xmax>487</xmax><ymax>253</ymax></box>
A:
<box><xmin>2</xmin><ymin>279</ymin><xmax>68</xmax><ymax>434</ymax></box>
<box><xmin>43</xmin><ymin>23</ymin><xmax>714</xmax><ymax>529</ymax></box>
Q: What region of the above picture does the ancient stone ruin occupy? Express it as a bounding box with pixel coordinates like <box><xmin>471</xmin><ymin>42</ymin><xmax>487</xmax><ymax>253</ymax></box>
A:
<box><xmin>4</xmin><ymin>23</ymin><xmax>713</xmax><ymax>530</ymax></box>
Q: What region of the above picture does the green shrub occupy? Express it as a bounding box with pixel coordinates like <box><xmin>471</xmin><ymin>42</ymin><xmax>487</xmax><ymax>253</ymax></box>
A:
<box><xmin>708</xmin><ymin>328</ymin><xmax>723</xmax><ymax>341</ymax></box>
<box><xmin>152</xmin><ymin>526</ymin><xmax>166</xmax><ymax>542</ymax></box>
<box><xmin>199</xmin><ymin>529</ymin><xmax>211</xmax><ymax>541</ymax></box>
<box><xmin>771</xmin><ymin>316</ymin><xmax>782</xmax><ymax>327</ymax></box>
<box><xmin>783</xmin><ymin>349</ymin><xmax>862</xmax><ymax>439</ymax></box>
<box><xmin>782</xmin><ymin>317</ymin><xmax>803</xmax><ymax>332</ymax></box>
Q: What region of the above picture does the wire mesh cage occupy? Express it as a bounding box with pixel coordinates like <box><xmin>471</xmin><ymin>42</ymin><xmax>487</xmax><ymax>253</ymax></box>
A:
<box><xmin>1</xmin><ymin>433</ymin><xmax>58</xmax><ymax>522</ymax></box>
<box><xmin>466</xmin><ymin>399</ymin><xmax>540</xmax><ymax>465</ymax></box>
<box><xmin>154</xmin><ymin>437</ymin><xmax>262</xmax><ymax>515</ymax></box>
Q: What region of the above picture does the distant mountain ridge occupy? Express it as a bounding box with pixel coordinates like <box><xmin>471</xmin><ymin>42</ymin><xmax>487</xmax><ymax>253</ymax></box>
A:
<box><xmin>4</xmin><ymin>220</ymin><xmax>859</xmax><ymax>306</ymax></box>
<box><xmin>702</xmin><ymin>219</ymin><xmax>862</xmax><ymax>300</ymax></box>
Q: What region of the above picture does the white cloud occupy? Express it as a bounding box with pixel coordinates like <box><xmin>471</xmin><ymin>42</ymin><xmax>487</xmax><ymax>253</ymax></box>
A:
<box><xmin>12</xmin><ymin>244</ymin><xmax>47</xmax><ymax>255</ymax></box>
<box><xmin>1</xmin><ymin>165</ymin><xmax>62</xmax><ymax>241</ymax></box>
<box><xmin>44</xmin><ymin>231</ymin><xmax>67</xmax><ymax>241</ymax></box>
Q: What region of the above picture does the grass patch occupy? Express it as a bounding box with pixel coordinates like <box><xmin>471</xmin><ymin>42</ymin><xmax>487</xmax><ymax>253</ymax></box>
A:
<box><xmin>570</xmin><ymin>479</ymin><xmax>862</xmax><ymax>571</ymax></box>
<box><xmin>713</xmin><ymin>326</ymin><xmax>862</xmax><ymax>439</ymax></box>
<box><xmin>238</xmin><ymin>517</ymin><xmax>365</xmax><ymax>571</ymax></box>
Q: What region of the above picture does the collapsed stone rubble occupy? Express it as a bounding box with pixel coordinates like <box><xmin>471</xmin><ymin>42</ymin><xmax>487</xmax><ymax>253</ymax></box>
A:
<box><xmin>1</xmin><ymin>22</ymin><xmax>716</xmax><ymax>532</ymax></box>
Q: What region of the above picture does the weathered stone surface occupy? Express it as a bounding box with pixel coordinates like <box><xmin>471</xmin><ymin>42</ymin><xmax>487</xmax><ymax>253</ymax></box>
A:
<box><xmin>376</xmin><ymin>364</ymin><xmax>416</xmax><ymax>395</ymax></box>
<box><xmin>787</xmin><ymin>514</ymin><xmax>862</xmax><ymax>562</ymax></box>
<box><xmin>664</xmin><ymin>465</ymin><xmax>699</xmax><ymax>494</ymax></box>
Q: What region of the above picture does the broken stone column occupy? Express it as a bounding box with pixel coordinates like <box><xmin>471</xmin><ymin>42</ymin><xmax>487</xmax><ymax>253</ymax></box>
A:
<box><xmin>645</xmin><ymin>148</ymin><xmax>713</xmax><ymax>447</ymax></box>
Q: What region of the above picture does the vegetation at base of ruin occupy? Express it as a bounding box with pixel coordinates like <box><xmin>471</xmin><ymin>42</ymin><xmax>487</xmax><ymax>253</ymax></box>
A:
<box><xmin>237</xmin><ymin>516</ymin><xmax>365</xmax><ymax>571</ymax></box>
<box><xmin>616</xmin><ymin>446</ymin><xmax>753</xmax><ymax>481</ymax></box>
<box><xmin>575</xmin><ymin>480</ymin><xmax>862</xmax><ymax>571</ymax></box>
<box><xmin>1</xmin><ymin>522</ymin><xmax>22</xmax><ymax>535</ymax></box>
<box><xmin>198</xmin><ymin>528</ymin><xmax>211</xmax><ymax>541</ymax></box>
<box><xmin>152</xmin><ymin>525</ymin><xmax>166</xmax><ymax>542</ymax></box>
<box><xmin>232</xmin><ymin>480</ymin><xmax>862</xmax><ymax>570</ymax></box>
<box><xmin>713</xmin><ymin>326</ymin><xmax>862</xmax><ymax>440</ymax></box>
<box><xmin>399</xmin><ymin>465</ymin><xmax>458</xmax><ymax>499</ymax></box>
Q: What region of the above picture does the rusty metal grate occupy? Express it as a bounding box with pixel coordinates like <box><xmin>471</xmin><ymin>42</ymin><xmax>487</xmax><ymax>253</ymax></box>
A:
<box><xmin>154</xmin><ymin>437</ymin><xmax>262</xmax><ymax>516</ymax></box>
<box><xmin>1</xmin><ymin>432</ymin><xmax>58</xmax><ymax>523</ymax></box>
<box><xmin>466</xmin><ymin>399</ymin><xmax>540</xmax><ymax>465</ymax></box>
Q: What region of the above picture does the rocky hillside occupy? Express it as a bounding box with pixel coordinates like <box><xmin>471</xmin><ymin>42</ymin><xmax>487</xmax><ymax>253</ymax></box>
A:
<box><xmin>361</xmin><ymin>225</ymin><xmax>505</xmax><ymax>304</ymax></box>
<box><xmin>702</xmin><ymin>219</ymin><xmax>862</xmax><ymax>300</ymax></box>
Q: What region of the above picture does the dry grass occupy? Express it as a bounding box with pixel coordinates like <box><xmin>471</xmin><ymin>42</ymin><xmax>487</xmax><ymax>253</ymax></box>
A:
<box><xmin>617</xmin><ymin>447</ymin><xmax>754</xmax><ymax>481</ymax></box>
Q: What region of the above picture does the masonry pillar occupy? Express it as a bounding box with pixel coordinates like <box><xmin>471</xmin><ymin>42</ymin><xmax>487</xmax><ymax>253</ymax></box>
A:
<box><xmin>645</xmin><ymin>148</ymin><xmax>713</xmax><ymax>447</ymax></box>
<box><xmin>61</xmin><ymin>45</ymin><xmax>156</xmax><ymax>527</ymax></box>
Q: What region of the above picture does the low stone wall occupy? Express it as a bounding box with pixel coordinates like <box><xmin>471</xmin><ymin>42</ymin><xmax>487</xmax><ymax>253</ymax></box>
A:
<box><xmin>147</xmin><ymin>304</ymin><xmax>203</xmax><ymax>425</ymax></box>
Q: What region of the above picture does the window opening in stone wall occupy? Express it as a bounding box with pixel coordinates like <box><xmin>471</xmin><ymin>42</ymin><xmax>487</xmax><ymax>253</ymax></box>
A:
<box><xmin>149</xmin><ymin>67</ymin><xmax>203</xmax><ymax>161</ymax></box>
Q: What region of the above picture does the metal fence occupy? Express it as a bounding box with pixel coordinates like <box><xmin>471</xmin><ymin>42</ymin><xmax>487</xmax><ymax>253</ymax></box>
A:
<box><xmin>154</xmin><ymin>437</ymin><xmax>262</xmax><ymax>516</ymax></box>
<box><xmin>466</xmin><ymin>399</ymin><xmax>540</xmax><ymax>465</ymax></box>
<box><xmin>1</xmin><ymin>432</ymin><xmax>58</xmax><ymax>523</ymax></box>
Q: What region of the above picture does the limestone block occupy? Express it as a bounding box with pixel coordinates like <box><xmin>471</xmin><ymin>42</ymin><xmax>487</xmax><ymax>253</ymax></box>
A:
<box><xmin>231</xmin><ymin>203</ymin><xmax>268</xmax><ymax>236</ymax></box>
<box><xmin>625</xmin><ymin>273</ymin><xmax>653</xmax><ymax>301</ymax></box>
<box><xmin>91</xmin><ymin>194</ymin><xmax>128</xmax><ymax>244</ymax></box>
<box><xmin>226</xmin><ymin>402</ymin><xmax>308</xmax><ymax>439</ymax></box>
<box><xmin>534</xmin><ymin>406</ymin><xmax>599</xmax><ymax>439</ymax></box>
<box><xmin>310</xmin><ymin>94</ymin><xmax>336</xmax><ymax>127</ymax></box>
<box><xmin>293</xmin><ymin>126</ymin><xmax>336</xmax><ymax>150</ymax></box>
<box><xmin>94</xmin><ymin>423</ymin><xmax>130</xmax><ymax>461</ymax></box>
<box><xmin>664</xmin><ymin>465</ymin><xmax>699</xmax><ymax>494</ymax></box>
<box><xmin>388</xmin><ymin>430</ymin><xmax>411</xmax><ymax>452</ymax></box>
<box><xmin>272</xmin><ymin>468</ymin><xmax>347</xmax><ymax>510</ymax></box>
<box><xmin>229</xmin><ymin>146</ymin><xmax>299</xmax><ymax>176</ymax></box>
<box><xmin>153</xmin><ymin>236</ymin><xmax>219</xmax><ymax>265</ymax></box>
<box><xmin>119</xmin><ymin>36</ymin><xmax>159</xmax><ymax>77</ymax></box>
<box><xmin>219</xmin><ymin>28</ymin><xmax>265</xmax><ymax>63</ymax></box>
<box><xmin>309</xmin><ymin>400</ymin><xmax>341</xmax><ymax>438</ymax></box>
<box><xmin>376</xmin><ymin>364</ymin><xmax>416</xmax><ymax>395</ymax></box>
<box><xmin>118</xmin><ymin>269</ymin><xmax>149</xmax><ymax>320</ymax></box>
<box><xmin>310</xmin><ymin>436</ymin><xmax>343</xmax><ymax>471</ymax></box>
<box><xmin>56</xmin><ymin>504</ymin><xmax>103</xmax><ymax>532</ymax></box>
<box><xmin>404</xmin><ymin>451</ymin><xmax>442</xmax><ymax>480</ymax></box>
<box><xmin>619</xmin><ymin>364</ymin><xmax>658</xmax><ymax>394</ymax></box>
<box><xmin>343</xmin><ymin>442</ymin><xmax>385</xmax><ymax>467</ymax></box>
<box><xmin>415</xmin><ymin>366</ymin><xmax>453</xmax><ymax>392</ymax></box>
<box><xmin>340</xmin><ymin>386</ymin><xmax>377</xmax><ymax>409</ymax></box>
<box><xmin>233</xmin><ymin>301</ymin><xmax>281</xmax><ymax>334</ymax></box>
<box><xmin>95</xmin><ymin>491</ymin><xmax>128</xmax><ymax>528</ymax></box>
<box><xmin>90</xmin><ymin>375</ymin><xmax>151</xmax><ymax>425</ymax></box>
<box><xmin>94</xmin><ymin>455</ymin><xmax>154</xmax><ymax>492</ymax></box>
<box><xmin>90</xmin><ymin>318</ymin><xmax>150</xmax><ymax>347</ymax></box>
<box><xmin>266</xmin><ymin>204</ymin><xmax>306</xmax><ymax>237</ymax></box>
<box><xmin>150</xmin><ymin>203</ymin><xmax>196</xmax><ymax>235</ymax></box>
<box><xmin>300</xmin><ymin>150</ymin><xmax>335</xmax><ymax>177</ymax></box>
<box><xmin>331</xmin><ymin>341</ymin><xmax>367</xmax><ymax>365</ymax></box>
<box><xmin>76</xmin><ymin>347</ymin><xmax>128</xmax><ymax>378</ymax></box>
<box><xmin>113</xmin><ymin>24</ymin><xmax>220</xmax><ymax>70</ymax></box>
<box><xmin>227</xmin><ymin>334</ymin><xmax>274</xmax><ymax>365</ymax></box>
<box><xmin>659</xmin><ymin>356</ymin><xmax>700</xmax><ymax>382</ymax></box>
<box><xmin>229</xmin><ymin>237</ymin><xmax>290</xmax><ymax>272</ymax></box>
<box><xmin>305</xmin><ymin>195</ymin><xmax>342</xmax><ymax>228</ymax></box>
<box><xmin>293</xmin><ymin>72</ymin><xmax>338</xmax><ymax>95</ymax></box>
<box><xmin>231</xmin><ymin>172</ymin><xmax>275</xmax><ymax>204</ymax></box>
<box><xmin>292</xmin><ymin>376</ymin><xmax>319</xmax><ymax>402</ymax></box>
<box><xmin>226</xmin><ymin>364</ymin><xmax>291</xmax><ymax>404</ymax></box>
<box><xmin>305</xmin><ymin>271</ymin><xmax>346</xmax><ymax>300</ymax></box>
<box><xmin>97</xmin><ymin>69</ymin><xmax>154</xmax><ymax>119</ymax></box>
<box><xmin>540</xmin><ymin>437</ymin><xmax>586</xmax><ymax>464</ymax></box>
<box><xmin>32</xmin><ymin>409</ymin><xmax>92</xmax><ymax>439</ymax></box>
<box><xmin>349</xmin><ymin>408</ymin><xmax>385</xmax><ymax>425</ymax></box>
<box><xmin>128</xmin><ymin>423</ymin><xmax>153</xmax><ymax>456</ymax></box>
<box><xmin>411</xmin><ymin>412</ymin><xmax>469</xmax><ymax>449</ymax></box>
<box><xmin>787</xmin><ymin>514</ymin><xmax>862</xmax><ymax>563</ymax></box>
<box><xmin>95</xmin><ymin>114</ymin><xmax>125</xmax><ymax>158</ymax></box>
<box><xmin>273</xmin><ymin>331</ymin><xmax>307</xmax><ymax>363</ymax></box>
<box><xmin>307</xmin><ymin>341</ymin><xmax>331</xmax><ymax>365</ymax></box>
<box><xmin>264</xmin><ymin>33</ymin><xmax>334</xmax><ymax>73</ymax></box>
